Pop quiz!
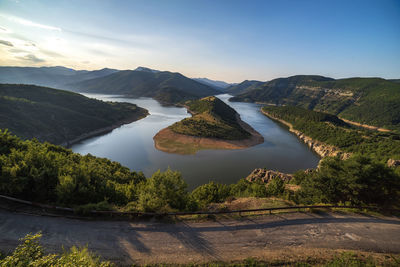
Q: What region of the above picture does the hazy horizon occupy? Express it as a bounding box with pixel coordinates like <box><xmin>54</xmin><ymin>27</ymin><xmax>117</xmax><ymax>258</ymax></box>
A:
<box><xmin>0</xmin><ymin>0</ymin><xmax>399</xmax><ymax>83</ymax></box>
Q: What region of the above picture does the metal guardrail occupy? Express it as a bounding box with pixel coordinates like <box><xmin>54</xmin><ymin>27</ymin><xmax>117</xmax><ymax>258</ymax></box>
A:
<box><xmin>0</xmin><ymin>194</ymin><xmax>398</xmax><ymax>218</ymax></box>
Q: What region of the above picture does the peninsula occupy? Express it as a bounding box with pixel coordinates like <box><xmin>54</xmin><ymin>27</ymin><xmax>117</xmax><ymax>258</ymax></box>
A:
<box><xmin>153</xmin><ymin>96</ymin><xmax>264</xmax><ymax>154</ymax></box>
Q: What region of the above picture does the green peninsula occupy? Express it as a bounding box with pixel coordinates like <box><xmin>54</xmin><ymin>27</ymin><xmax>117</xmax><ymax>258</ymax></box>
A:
<box><xmin>154</xmin><ymin>96</ymin><xmax>263</xmax><ymax>154</ymax></box>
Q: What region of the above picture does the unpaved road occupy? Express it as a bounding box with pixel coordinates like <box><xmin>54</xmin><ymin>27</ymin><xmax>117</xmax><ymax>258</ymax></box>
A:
<box><xmin>0</xmin><ymin>210</ymin><xmax>399</xmax><ymax>265</ymax></box>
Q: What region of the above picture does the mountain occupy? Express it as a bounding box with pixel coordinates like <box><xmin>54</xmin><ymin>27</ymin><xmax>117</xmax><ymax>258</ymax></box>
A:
<box><xmin>193</xmin><ymin>78</ymin><xmax>233</xmax><ymax>90</ymax></box>
<box><xmin>0</xmin><ymin>84</ymin><xmax>148</xmax><ymax>145</ymax></box>
<box><xmin>70</xmin><ymin>69</ymin><xmax>220</xmax><ymax>105</ymax></box>
<box><xmin>230</xmin><ymin>75</ymin><xmax>400</xmax><ymax>131</ymax></box>
<box><xmin>225</xmin><ymin>80</ymin><xmax>263</xmax><ymax>95</ymax></box>
<box><xmin>0</xmin><ymin>66</ymin><xmax>119</xmax><ymax>89</ymax></box>
<box><xmin>133</xmin><ymin>66</ymin><xmax>160</xmax><ymax>73</ymax></box>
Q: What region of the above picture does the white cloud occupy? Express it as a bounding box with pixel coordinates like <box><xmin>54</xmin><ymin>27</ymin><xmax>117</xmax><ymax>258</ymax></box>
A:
<box><xmin>0</xmin><ymin>14</ymin><xmax>61</xmax><ymax>31</ymax></box>
<box><xmin>17</xmin><ymin>53</ymin><xmax>45</xmax><ymax>63</ymax></box>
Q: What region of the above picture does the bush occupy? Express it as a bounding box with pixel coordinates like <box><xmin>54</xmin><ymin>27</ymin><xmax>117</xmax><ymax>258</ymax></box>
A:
<box><xmin>137</xmin><ymin>169</ymin><xmax>189</xmax><ymax>212</ymax></box>
<box><xmin>266</xmin><ymin>177</ymin><xmax>285</xmax><ymax>196</ymax></box>
<box><xmin>190</xmin><ymin>182</ymin><xmax>231</xmax><ymax>208</ymax></box>
<box><xmin>295</xmin><ymin>156</ymin><xmax>400</xmax><ymax>207</ymax></box>
<box><xmin>0</xmin><ymin>232</ymin><xmax>113</xmax><ymax>266</ymax></box>
<box><xmin>230</xmin><ymin>179</ymin><xmax>267</xmax><ymax>198</ymax></box>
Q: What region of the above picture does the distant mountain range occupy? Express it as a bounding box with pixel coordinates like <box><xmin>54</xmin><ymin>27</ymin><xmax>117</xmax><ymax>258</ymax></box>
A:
<box><xmin>230</xmin><ymin>75</ymin><xmax>400</xmax><ymax>132</ymax></box>
<box><xmin>69</xmin><ymin>69</ymin><xmax>220</xmax><ymax>105</ymax></box>
<box><xmin>224</xmin><ymin>80</ymin><xmax>264</xmax><ymax>95</ymax></box>
<box><xmin>192</xmin><ymin>78</ymin><xmax>234</xmax><ymax>90</ymax></box>
<box><xmin>1</xmin><ymin>66</ymin><xmax>399</xmax><ymax>131</ymax></box>
<box><xmin>0</xmin><ymin>66</ymin><xmax>220</xmax><ymax>105</ymax></box>
<box><xmin>0</xmin><ymin>66</ymin><xmax>118</xmax><ymax>89</ymax></box>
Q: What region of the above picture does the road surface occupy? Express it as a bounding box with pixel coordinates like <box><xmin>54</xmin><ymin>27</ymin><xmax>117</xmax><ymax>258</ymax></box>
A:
<box><xmin>0</xmin><ymin>209</ymin><xmax>399</xmax><ymax>265</ymax></box>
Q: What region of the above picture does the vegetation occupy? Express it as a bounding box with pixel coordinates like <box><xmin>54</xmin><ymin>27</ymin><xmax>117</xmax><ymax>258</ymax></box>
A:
<box><xmin>0</xmin><ymin>84</ymin><xmax>148</xmax><ymax>145</ymax></box>
<box><xmin>231</xmin><ymin>76</ymin><xmax>400</xmax><ymax>131</ymax></box>
<box><xmin>262</xmin><ymin>105</ymin><xmax>400</xmax><ymax>161</ymax></box>
<box><xmin>0</xmin><ymin>232</ymin><xmax>113</xmax><ymax>266</ymax></box>
<box><xmin>0</xmin><ymin>129</ymin><xmax>398</xmax><ymax>213</ymax></box>
<box><xmin>170</xmin><ymin>96</ymin><xmax>251</xmax><ymax>140</ymax></box>
<box><xmin>71</xmin><ymin>69</ymin><xmax>219</xmax><ymax>105</ymax></box>
<box><xmin>293</xmin><ymin>156</ymin><xmax>400</xmax><ymax>207</ymax></box>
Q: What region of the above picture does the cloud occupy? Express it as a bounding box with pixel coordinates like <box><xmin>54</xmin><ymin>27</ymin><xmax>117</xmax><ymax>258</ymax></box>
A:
<box><xmin>24</xmin><ymin>42</ymin><xmax>36</xmax><ymax>47</ymax></box>
<box><xmin>9</xmin><ymin>48</ymin><xmax>26</xmax><ymax>53</ymax></box>
<box><xmin>1</xmin><ymin>14</ymin><xmax>61</xmax><ymax>31</ymax></box>
<box><xmin>40</xmin><ymin>49</ymin><xmax>64</xmax><ymax>58</ymax></box>
<box><xmin>0</xmin><ymin>40</ymin><xmax>13</xmax><ymax>47</ymax></box>
<box><xmin>17</xmin><ymin>53</ymin><xmax>45</xmax><ymax>63</ymax></box>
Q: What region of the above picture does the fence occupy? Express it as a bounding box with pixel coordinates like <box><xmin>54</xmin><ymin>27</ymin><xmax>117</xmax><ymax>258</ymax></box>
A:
<box><xmin>0</xmin><ymin>194</ymin><xmax>398</xmax><ymax>218</ymax></box>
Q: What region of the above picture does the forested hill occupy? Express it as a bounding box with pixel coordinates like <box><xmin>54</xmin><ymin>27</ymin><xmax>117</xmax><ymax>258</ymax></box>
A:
<box><xmin>69</xmin><ymin>69</ymin><xmax>219</xmax><ymax>105</ymax></box>
<box><xmin>170</xmin><ymin>96</ymin><xmax>251</xmax><ymax>140</ymax></box>
<box><xmin>231</xmin><ymin>76</ymin><xmax>400</xmax><ymax>132</ymax></box>
<box><xmin>0</xmin><ymin>84</ymin><xmax>148</xmax><ymax>145</ymax></box>
<box><xmin>262</xmin><ymin>105</ymin><xmax>400</xmax><ymax>161</ymax></box>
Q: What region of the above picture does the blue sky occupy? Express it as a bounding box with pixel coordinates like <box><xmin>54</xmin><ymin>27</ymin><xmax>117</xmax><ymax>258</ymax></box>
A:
<box><xmin>0</xmin><ymin>0</ymin><xmax>399</xmax><ymax>82</ymax></box>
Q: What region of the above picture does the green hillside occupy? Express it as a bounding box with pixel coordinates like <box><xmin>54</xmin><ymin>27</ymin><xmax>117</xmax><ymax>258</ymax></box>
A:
<box><xmin>262</xmin><ymin>105</ymin><xmax>400</xmax><ymax>161</ymax></box>
<box><xmin>0</xmin><ymin>84</ymin><xmax>148</xmax><ymax>145</ymax></box>
<box><xmin>169</xmin><ymin>96</ymin><xmax>250</xmax><ymax>140</ymax></box>
<box><xmin>71</xmin><ymin>69</ymin><xmax>219</xmax><ymax>105</ymax></box>
<box><xmin>231</xmin><ymin>76</ymin><xmax>400</xmax><ymax>131</ymax></box>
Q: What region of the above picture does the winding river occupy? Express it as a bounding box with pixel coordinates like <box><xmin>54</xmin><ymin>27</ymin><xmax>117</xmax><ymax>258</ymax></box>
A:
<box><xmin>71</xmin><ymin>94</ymin><xmax>319</xmax><ymax>189</ymax></box>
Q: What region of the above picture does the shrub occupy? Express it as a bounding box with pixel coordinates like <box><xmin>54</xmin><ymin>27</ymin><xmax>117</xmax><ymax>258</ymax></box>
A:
<box><xmin>190</xmin><ymin>181</ymin><xmax>231</xmax><ymax>208</ymax></box>
<box><xmin>0</xmin><ymin>232</ymin><xmax>113</xmax><ymax>266</ymax></box>
<box><xmin>137</xmin><ymin>169</ymin><xmax>189</xmax><ymax>212</ymax></box>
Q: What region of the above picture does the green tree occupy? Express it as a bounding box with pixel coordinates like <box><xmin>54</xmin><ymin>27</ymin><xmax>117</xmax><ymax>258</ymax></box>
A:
<box><xmin>137</xmin><ymin>169</ymin><xmax>189</xmax><ymax>212</ymax></box>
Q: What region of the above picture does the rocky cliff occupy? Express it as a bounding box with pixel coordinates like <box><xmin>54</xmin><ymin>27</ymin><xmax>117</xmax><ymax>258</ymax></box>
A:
<box><xmin>261</xmin><ymin>109</ymin><xmax>351</xmax><ymax>160</ymax></box>
<box><xmin>246</xmin><ymin>169</ymin><xmax>293</xmax><ymax>184</ymax></box>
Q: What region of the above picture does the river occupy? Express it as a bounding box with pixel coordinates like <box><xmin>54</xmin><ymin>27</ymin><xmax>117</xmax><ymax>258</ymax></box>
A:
<box><xmin>71</xmin><ymin>94</ymin><xmax>319</xmax><ymax>189</ymax></box>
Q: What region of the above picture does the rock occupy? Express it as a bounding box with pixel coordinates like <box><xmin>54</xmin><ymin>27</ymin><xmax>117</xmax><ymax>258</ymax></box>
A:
<box><xmin>295</xmin><ymin>131</ymin><xmax>351</xmax><ymax>159</ymax></box>
<box><xmin>246</xmin><ymin>168</ymin><xmax>293</xmax><ymax>184</ymax></box>
<box><xmin>387</xmin><ymin>159</ymin><xmax>400</xmax><ymax>168</ymax></box>
<box><xmin>261</xmin><ymin>110</ymin><xmax>352</xmax><ymax>160</ymax></box>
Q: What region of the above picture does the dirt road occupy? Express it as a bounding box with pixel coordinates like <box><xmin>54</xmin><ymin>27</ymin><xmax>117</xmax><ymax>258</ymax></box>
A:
<box><xmin>0</xmin><ymin>210</ymin><xmax>399</xmax><ymax>265</ymax></box>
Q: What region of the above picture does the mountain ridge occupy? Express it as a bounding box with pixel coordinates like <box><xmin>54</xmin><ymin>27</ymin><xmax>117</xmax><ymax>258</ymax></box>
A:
<box><xmin>230</xmin><ymin>75</ymin><xmax>400</xmax><ymax>131</ymax></box>
<box><xmin>69</xmin><ymin>69</ymin><xmax>220</xmax><ymax>105</ymax></box>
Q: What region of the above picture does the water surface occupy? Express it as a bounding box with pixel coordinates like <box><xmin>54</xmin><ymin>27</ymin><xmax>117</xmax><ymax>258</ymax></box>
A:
<box><xmin>72</xmin><ymin>94</ymin><xmax>319</xmax><ymax>189</ymax></box>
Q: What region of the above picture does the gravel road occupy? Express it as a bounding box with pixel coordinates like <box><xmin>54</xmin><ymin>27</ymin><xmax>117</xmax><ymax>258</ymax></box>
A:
<box><xmin>0</xmin><ymin>210</ymin><xmax>399</xmax><ymax>265</ymax></box>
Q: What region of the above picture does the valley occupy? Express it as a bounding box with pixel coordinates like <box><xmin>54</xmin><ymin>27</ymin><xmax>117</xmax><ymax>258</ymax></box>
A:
<box><xmin>71</xmin><ymin>94</ymin><xmax>319</xmax><ymax>189</ymax></box>
<box><xmin>1</xmin><ymin>1</ymin><xmax>399</xmax><ymax>265</ymax></box>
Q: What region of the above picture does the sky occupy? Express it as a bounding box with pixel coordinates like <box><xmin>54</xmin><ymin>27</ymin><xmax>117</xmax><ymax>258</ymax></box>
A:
<box><xmin>0</xmin><ymin>0</ymin><xmax>399</xmax><ymax>83</ymax></box>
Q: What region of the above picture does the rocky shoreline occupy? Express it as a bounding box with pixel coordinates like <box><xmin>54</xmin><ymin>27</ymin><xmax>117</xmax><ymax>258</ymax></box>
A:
<box><xmin>153</xmin><ymin>114</ymin><xmax>264</xmax><ymax>154</ymax></box>
<box><xmin>261</xmin><ymin>109</ymin><xmax>351</xmax><ymax>160</ymax></box>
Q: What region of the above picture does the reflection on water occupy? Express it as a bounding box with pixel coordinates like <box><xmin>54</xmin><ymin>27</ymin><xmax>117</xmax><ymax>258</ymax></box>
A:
<box><xmin>71</xmin><ymin>94</ymin><xmax>319</xmax><ymax>189</ymax></box>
